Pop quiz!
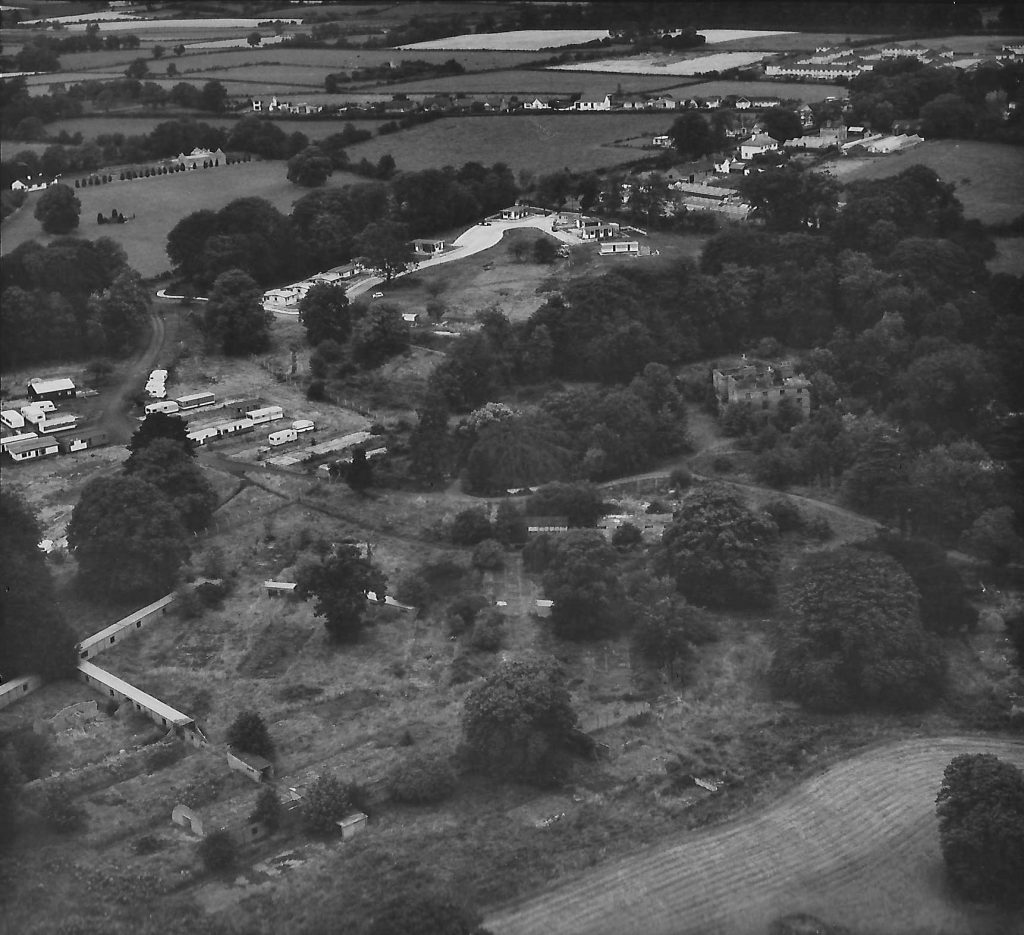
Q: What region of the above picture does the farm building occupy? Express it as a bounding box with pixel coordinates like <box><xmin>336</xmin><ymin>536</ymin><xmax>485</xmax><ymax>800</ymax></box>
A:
<box><xmin>26</xmin><ymin>377</ymin><xmax>76</xmax><ymax>401</ymax></box>
<box><xmin>524</xmin><ymin>516</ymin><xmax>570</xmax><ymax>534</ymax></box>
<box><xmin>574</xmin><ymin>92</ymin><xmax>612</xmax><ymax>111</ymax></box>
<box><xmin>77</xmin><ymin>595</ymin><xmax>173</xmax><ymax>661</ymax></box>
<box><xmin>58</xmin><ymin>428</ymin><xmax>109</xmax><ymax>453</ymax></box>
<box><xmin>10</xmin><ymin>176</ymin><xmax>56</xmax><ymax>192</ymax></box>
<box><xmin>579</xmin><ymin>220</ymin><xmax>621</xmax><ymax>241</ymax></box>
<box><xmin>599</xmin><ymin>241</ymin><xmax>640</xmax><ymax>255</ymax></box>
<box><xmin>713</xmin><ymin>358</ymin><xmax>811</xmax><ymax>416</ymax></box>
<box><xmin>227</xmin><ymin>747</ymin><xmax>274</xmax><ymax>783</ymax></box>
<box><xmin>739</xmin><ymin>133</ymin><xmax>780</xmax><ymax>160</ymax></box>
<box><xmin>0</xmin><ymin>675</ymin><xmax>43</xmax><ymax>710</ymax></box>
<box><xmin>229</xmin><ymin>398</ymin><xmax>265</xmax><ymax>418</ymax></box>
<box><xmin>173</xmin><ymin>787</ymin><xmax>301</xmax><ymax>843</ymax></box>
<box><xmin>77</xmin><ymin>660</ymin><xmax>206</xmax><ymax>743</ymax></box>
<box><xmin>338</xmin><ymin>812</ymin><xmax>368</xmax><ymax>840</ymax></box>
<box><xmin>6</xmin><ymin>436</ymin><xmax>59</xmax><ymax>462</ymax></box>
<box><xmin>653</xmin><ymin>135</ymin><xmax>672</xmax><ymax>147</ymax></box>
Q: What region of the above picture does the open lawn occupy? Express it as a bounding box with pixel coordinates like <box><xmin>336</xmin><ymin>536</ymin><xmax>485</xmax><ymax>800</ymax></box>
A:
<box><xmin>0</xmin><ymin>160</ymin><xmax>366</xmax><ymax>277</ymax></box>
<box><xmin>681</xmin><ymin>79</ymin><xmax>848</xmax><ymax>102</ymax></box>
<box><xmin>487</xmin><ymin>736</ymin><xmax>1024</xmax><ymax>935</ymax></box>
<box><xmin>342</xmin><ymin>113</ymin><xmax>678</xmax><ymax>174</ymax></box>
<box><xmin>819</xmin><ymin>140</ymin><xmax>1024</xmax><ymax>224</ymax></box>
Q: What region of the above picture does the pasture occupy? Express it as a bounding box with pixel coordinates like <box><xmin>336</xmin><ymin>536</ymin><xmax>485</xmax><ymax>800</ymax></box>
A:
<box><xmin>550</xmin><ymin>51</ymin><xmax>771</xmax><ymax>76</ymax></box>
<box><xmin>681</xmin><ymin>79</ymin><xmax>849</xmax><ymax>102</ymax></box>
<box><xmin>819</xmin><ymin>140</ymin><xmax>1024</xmax><ymax>224</ymax></box>
<box><xmin>710</xmin><ymin>31</ymin><xmax>882</xmax><ymax>51</ymax></box>
<box><xmin>338</xmin><ymin>113</ymin><xmax>678</xmax><ymax>174</ymax></box>
<box><xmin>400</xmin><ymin>29</ymin><xmax>613</xmax><ymax>50</ymax></box>
<box><xmin>377</xmin><ymin>69</ymin><xmax>693</xmax><ymax>96</ymax></box>
<box><xmin>0</xmin><ymin>160</ymin><xmax>366</xmax><ymax>277</ymax></box>
<box><xmin>487</xmin><ymin>736</ymin><xmax>1024</xmax><ymax>935</ymax></box>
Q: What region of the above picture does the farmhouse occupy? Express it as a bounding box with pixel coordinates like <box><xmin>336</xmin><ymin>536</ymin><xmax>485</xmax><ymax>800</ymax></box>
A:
<box><xmin>739</xmin><ymin>134</ymin><xmax>780</xmax><ymax>160</ymax></box>
<box><xmin>11</xmin><ymin>175</ymin><xmax>57</xmax><ymax>192</ymax></box>
<box><xmin>6</xmin><ymin>436</ymin><xmax>59</xmax><ymax>462</ymax></box>
<box><xmin>713</xmin><ymin>358</ymin><xmax>811</xmax><ymax>416</ymax></box>
<box><xmin>574</xmin><ymin>92</ymin><xmax>612</xmax><ymax>112</ymax></box>
<box><xmin>26</xmin><ymin>376</ymin><xmax>76</xmax><ymax>401</ymax></box>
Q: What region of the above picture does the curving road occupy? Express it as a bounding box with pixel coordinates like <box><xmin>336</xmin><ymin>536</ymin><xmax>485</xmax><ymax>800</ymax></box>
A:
<box><xmin>486</xmin><ymin>736</ymin><xmax>1024</xmax><ymax>935</ymax></box>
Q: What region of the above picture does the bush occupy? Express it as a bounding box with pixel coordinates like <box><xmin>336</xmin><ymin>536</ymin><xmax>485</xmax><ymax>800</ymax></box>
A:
<box><xmin>468</xmin><ymin>611</ymin><xmax>504</xmax><ymax>652</ymax></box>
<box><xmin>451</xmin><ymin>508</ymin><xmax>492</xmax><ymax>545</ymax></box>
<box><xmin>387</xmin><ymin>753</ymin><xmax>457</xmax><ymax>805</ymax></box>
<box><xmin>198</xmin><ymin>829</ymin><xmax>236</xmax><ymax>873</ymax></box>
<box><xmin>306</xmin><ymin>379</ymin><xmax>326</xmax><ymax>401</ymax></box>
<box><xmin>226</xmin><ymin>710</ymin><xmax>273</xmax><ymax>759</ymax></box>
<box><xmin>41</xmin><ymin>782</ymin><xmax>86</xmax><ymax>833</ymax></box>
<box><xmin>671</xmin><ymin>467</ymin><xmax>694</xmax><ymax>491</ymax></box>
<box><xmin>712</xmin><ymin>455</ymin><xmax>733</xmax><ymax>474</ymax></box>
<box><xmin>611</xmin><ymin>523</ymin><xmax>643</xmax><ymax>550</ymax></box>
<box><xmin>471</xmin><ymin>538</ymin><xmax>505</xmax><ymax>569</ymax></box>
<box><xmin>764</xmin><ymin>498</ymin><xmax>803</xmax><ymax>533</ymax></box>
<box><xmin>11</xmin><ymin>731</ymin><xmax>54</xmax><ymax>781</ymax></box>
<box><xmin>805</xmin><ymin>516</ymin><xmax>833</xmax><ymax>540</ymax></box>
<box><xmin>250</xmin><ymin>786</ymin><xmax>282</xmax><ymax>833</ymax></box>
<box><xmin>302</xmin><ymin>772</ymin><xmax>352</xmax><ymax>834</ymax></box>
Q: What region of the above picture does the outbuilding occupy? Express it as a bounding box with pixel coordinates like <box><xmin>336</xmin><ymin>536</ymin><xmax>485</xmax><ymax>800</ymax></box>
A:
<box><xmin>247</xmin><ymin>406</ymin><xmax>284</xmax><ymax>424</ymax></box>
<box><xmin>27</xmin><ymin>377</ymin><xmax>76</xmax><ymax>401</ymax></box>
<box><xmin>599</xmin><ymin>240</ymin><xmax>640</xmax><ymax>255</ymax></box>
<box><xmin>58</xmin><ymin>429</ymin><xmax>109</xmax><ymax>453</ymax></box>
<box><xmin>6</xmin><ymin>436</ymin><xmax>59</xmax><ymax>462</ymax></box>
<box><xmin>226</xmin><ymin>747</ymin><xmax>274</xmax><ymax>783</ymax></box>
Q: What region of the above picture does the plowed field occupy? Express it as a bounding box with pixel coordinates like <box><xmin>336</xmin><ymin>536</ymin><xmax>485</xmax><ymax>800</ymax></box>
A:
<box><xmin>486</xmin><ymin>736</ymin><xmax>1024</xmax><ymax>935</ymax></box>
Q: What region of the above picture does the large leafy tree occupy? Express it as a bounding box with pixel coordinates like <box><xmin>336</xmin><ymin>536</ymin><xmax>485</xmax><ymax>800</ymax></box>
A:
<box><xmin>542</xmin><ymin>531</ymin><xmax>626</xmax><ymax>640</ymax></box>
<box><xmin>87</xmin><ymin>268</ymin><xmax>150</xmax><ymax>356</ymax></box>
<box><xmin>286</xmin><ymin>145</ymin><xmax>333</xmax><ymax>187</ymax></box>
<box><xmin>660</xmin><ymin>485</ymin><xmax>779</xmax><ymax>610</ymax></box>
<box><xmin>354</xmin><ymin>220</ymin><xmax>414</xmax><ymax>281</ymax></box>
<box><xmin>297</xmin><ymin>281</ymin><xmax>352</xmax><ymax>347</ymax></box>
<box><xmin>936</xmin><ymin>754</ymin><xmax>1024</xmax><ymax>906</ymax></box>
<box><xmin>226</xmin><ymin>710</ymin><xmax>273</xmax><ymax>759</ymax></box>
<box><xmin>0</xmin><ymin>492</ymin><xmax>76</xmax><ymax>681</ymax></box>
<box><xmin>461</xmin><ymin>658</ymin><xmax>579</xmax><ymax>785</ymax></box>
<box><xmin>408</xmin><ymin>393</ymin><xmax>450</xmax><ymax>488</ymax></box>
<box><xmin>350</xmin><ymin>303</ymin><xmax>409</xmax><ymax>368</ymax></box>
<box><xmin>668</xmin><ymin>111</ymin><xmax>726</xmax><ymax>159</ymax></box>
<box><xmin>525</xmin><ymin>482</ymin><xmax>604</xmax><ymax>528</ymax></box>
<box><xmin>127</xmin><ymin>412</ymin><xmax>195</xmax><ymax>458</ymax></box>
<box><xmin>34</xmin><ymin>182</ymin><xmax>80</xmax><ymax>234</ymax></box>
<box><xmin>464</xmin><ymin>415</ymin><xmax>573</xmax><ymax>496</ymax></box>
<box><xmin>124</xmin><ymin>438</ymin><xmax>218</xmax><ymax>533</ymax></box>
<box><xmin>760</xmin><ymin>108</ymin><xmax>803</xmax><ymax>143</ymax></box>
<box><xmin>205</xmin><ymin>268</ymin><xmax>273</xmax><ymax>356</ymax></box>
<box><xmin>769</xmin><ymin>548</ymin><xmax>944</xmax><ymax>712</ymax></box>
<box><xmin>739</xmin><ymin>165</ymin><xmax>840</xmax><ymax>232</ymax></box>
<box><xmin>67</xmin><ymin>476</ymin><xmax>190</xmax><ymax>600</ymax></box>
<box><xmin>295</xmin><ymin>544</ymin><xmax>386</xmax><ymax>642</ymax></box>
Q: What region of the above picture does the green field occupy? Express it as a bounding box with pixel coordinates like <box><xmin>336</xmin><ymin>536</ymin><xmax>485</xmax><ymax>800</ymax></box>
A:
<box><xmin>0</xmin><ymin>160</ymin><xmax>366</xmax><ymax>277</ymax></box>
<box><xmin>820</xmin><ymin>140</ymin><xmax>1024</xmax><ymax>224</ymax></box>
<box><xmin>709</xmin><ymin>31</ymin><xmax>882</xmax><ymax>51</ymax></box>
<box><xmin>341</xmin><ymin>113</ymin><xmax>677</xmax><ymax>173</ymax></box>
<box><xmin>371</xmin><ymin>68</ymin><xmax>692</xmax><ymax>96</ymax></box>
<box><xmin>682</xmin><ymin>79</ymin><xmax>848</xmax><ymax>102</ymax></box>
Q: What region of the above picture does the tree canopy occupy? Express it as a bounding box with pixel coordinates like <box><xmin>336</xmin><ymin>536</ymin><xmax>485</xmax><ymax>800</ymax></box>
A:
<box><xmin>355</xmin><ymin>220</ymin><xmax>414</xmax><ymax>281</ymax></box>
<box><xmin>660</xmin><ymin>485</ymin><xmax>779</xmax><ymax>610</ymax></box>
<box><xmin>34</xmin><ymin>182</ymin><xmax>80</xmax><ymax>234</ymax></box>
<box><xmin>936</xmin><ymin>753</ymin><xmax>1024</xmax><ymax>906</ymax></box>
<box><xmin>668</xmin><ymin>111</ymin><xmax>726</xmax><ymax>159</ymax></box>
<box><xmin>205</xmin><ymin>268</ymin><xmax>273</xmax><ymax>356</ymax></box>
<box><xmin>298</xmin><ymin>281</ymin><xmax>352</xmax><ymax>347</ymax></box>
<box><xmin>461</xmin><ymin>658</ymin><xmax>579</xmax><ymax>785</ymax></box>
<box><xmin>124</xmin><ymin>438</ymin><xmax>217</xmax><ymax>533</ymax></box>
<box><xmin>542</xmin><ymin>530</ymin><xmax>627</xmax><ymax>640</ymax></box>
<box><xmin>226</xmin><ymin>710</ymin><xmax>273</xmax><ymax>759</ymax></box>
<box><xmin>286</xmin><ymin>145</ymin><xmax>332</xmax><ymax>187</ymax></box>
<box><xmin>770</xmin><ymin>548</ymin><xmax>944</xmax><ymax>712</ymax></box>
<box><xmin>350</xmin><ymin>303</ymin><xmax>410</xmax><ymax>368</ymax></box>
<box><xmin>295</xmin><ymin>544</ymin><xmax>386</xmax><ymax>642</ymax></box>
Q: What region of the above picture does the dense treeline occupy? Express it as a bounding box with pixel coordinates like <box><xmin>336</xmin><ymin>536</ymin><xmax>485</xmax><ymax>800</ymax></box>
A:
<box><xmin>168</xmin><ymin>161</ymin><xmax>518</xmax><ymax>289</ymax></box>
<box><xmin>849</xmin><ymin>58</ymin><xmax>1024</xmax><ymax>144</ymax></box>
<box><xmin>0</xmin><ymin>237</ymin><xmax>148</xmax><ymax>367</ymax></box>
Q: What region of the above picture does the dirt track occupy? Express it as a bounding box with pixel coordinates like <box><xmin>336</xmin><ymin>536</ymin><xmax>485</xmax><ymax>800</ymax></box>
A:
<box><xmin>486</xmin><ymin>736</ymin><xmax>1024</xmax><ymax>935</ymax></box>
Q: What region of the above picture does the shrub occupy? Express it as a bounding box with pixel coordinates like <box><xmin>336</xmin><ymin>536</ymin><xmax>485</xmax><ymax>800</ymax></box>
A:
<box><xmin>41</xmin><ymin>782</ymin><xmax>86</xmax><ymax>833</ymax></box>
<box><xmin>198</xmin><ymin>829</ymin><xmax>236</xmax><ymax>873</ymax></box>
<box><xmin>669</xmin><ymin>468</ymin><xmax>692</xmax><ymax>491</ymax></box>
<box><xmin>11</xmin><ymin>731</ymin><xmax>54</xmax><ymax>780</ymax></box>
<box><xmin>302</xmin><ymin>772</ymin><xmax>352</xmax><ymax>834</ymax></box>
<box><xmin>611</xmin><ymin>523</ymin><xmax>643</xmax><ymax>549</ymax></box>
<box><xmin>468</xmin><ymin>610</ymin><xmax>504</xmax><ymax>652</ymax></box>
<box><xmin>132</xmin><ymin>834</ymin><xmax>164</xmax><ymax>855</ymax></box>
<box><xmin>226</xmin><ymin>710</ymin><xmax>273</xmax><ymax>759</ymax></box>
<box><xmin>387</xmin><ymin>753</ymin><xmax>457</xmax><ymax>805</ymax></box>
<box><xmin>471</xmin><ymin>538</ymin><xmax>505</xmax><ymax>570</ymax></box>
<box><xmin>250</xmin><ymin>786</ymin><xmax>282</xmax><ymax>833</ymax></box>
<box><xmin>764</xmin><ymin>498</ymin><xmax>803</xmax><ymax>533</ymax></box>
<box><xmin>712</xmin><ymin>455</ymin><xmax>733</xmax><ymax>474</ymax></box>
<box><xmin>451</xmin><ymin>508</ymin><xmax>492</xmax><ymax>546</ymax></box>
<box><xmin>306</xmin><ymin>379</ymin><xmax>326</xmax><ymax>401</ymax></box>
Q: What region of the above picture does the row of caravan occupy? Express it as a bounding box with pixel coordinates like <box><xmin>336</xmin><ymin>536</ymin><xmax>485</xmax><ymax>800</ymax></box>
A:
<box><xmin>268</xmin><ymin>420</ymin><xmax>315</xmax><ymax>446</ymax></box>
<box><xmin>186</xmin><ymin>406</ymin><xmax>299</xmax><ymax>446</ymax></box>
<box><xmin>144</xmin><ymin>391</ymin><xmax>217</xmax><ymax>416</ymax></box>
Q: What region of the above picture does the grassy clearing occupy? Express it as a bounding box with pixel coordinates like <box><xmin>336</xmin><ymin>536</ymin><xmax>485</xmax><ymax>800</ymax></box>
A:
<box><xmin>376</xmin><ymin>69</ymin><xmax>689</xmax><ymax>95</ymax></box>
<box><xmin>0</xmin><ymin>160</ymin><xmax>366</xmax><ymax>277</ymax></box>
<box><xmin>820</xmin><ymin>140</ymin><xmax>1024</xmax><ymax>224</ymax></box>
<box><xmin>551</xmin><ymin>51</ymin><xmax>772</xmax><ymax>76</ymax></box>
<box><xmin>341</xmin><ymin>113</ymin><xmax>676</xmax><ymax>174</ymax></box>
<box><xmin>710</xmin><ymin>31</ymin><xmax>882</xmax><ymax>51</ymax></box>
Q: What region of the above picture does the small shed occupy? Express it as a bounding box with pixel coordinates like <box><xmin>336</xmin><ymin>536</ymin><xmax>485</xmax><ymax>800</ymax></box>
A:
<box><xmin>337</xmin><ymin>812</ymin><xmax>368</xmax><ymax>840</ymax></box>
<box><xmin>264</xmin><ymin>580</ymin><xmax>298</xmax><ymax>598</ymax></box>
<box><xmin>226</xmin><ymin>747</ymin><xmax>274</xmax><ymax>783</ymax></box>
<box><xmin>27</xmin><ymin>377</ymin><xmax>76</xmax><ymax>401</ymax></box>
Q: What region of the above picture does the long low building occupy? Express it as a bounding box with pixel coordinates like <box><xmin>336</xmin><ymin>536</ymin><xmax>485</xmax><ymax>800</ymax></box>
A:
<box><xmin>77</xmin><ymin>594</ymin><xmax>174</xmax><ymax>660</ymax></box>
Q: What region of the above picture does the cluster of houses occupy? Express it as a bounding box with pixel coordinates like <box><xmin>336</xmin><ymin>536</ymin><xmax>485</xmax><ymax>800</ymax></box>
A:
<box><xmin>262</xmin><ymin>263</ymin><xmax>366</xmax><ymax>314</ymax></box>
<box><xmin>1</xmin><ymin>378</ymin><xmax>109</xmax><ymax>463</ymax></box>
<box><xmin>765</xmin><ymin>40</ymin><xmax>1017</xmax><ymax>81</ymax></box>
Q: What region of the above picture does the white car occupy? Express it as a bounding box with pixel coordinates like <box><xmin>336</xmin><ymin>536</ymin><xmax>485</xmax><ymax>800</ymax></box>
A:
<box><xmin>372</xmin><ymin>292</ymin><xmax>384</xmax><ymax>298</ymax></box>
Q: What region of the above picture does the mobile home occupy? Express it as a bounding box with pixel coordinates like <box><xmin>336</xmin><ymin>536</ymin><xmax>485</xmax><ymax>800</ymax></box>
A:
<box><xmin>1</xmin><ymin>410</ymin><xmax>25</xmax><ymax>429</ymax></box>
<box><xmin>21</xmin><ymin>400</ymin><xmax>55</xmax><ymax>415</ymax></box>
<box><xmin>246</xmin><ymin>406</ymin><xmax>284</xmax><ymax>425</ymax></box>
<box><xmin>145</xmin><ymin>400</ymin><xmax>180</xmax><ymax>415</ymax></box>
<box><xmin>1</xmin><ymin>432</ymin><xmax>38</xmax><ymax>453</ymax></box>
<box><xmin>58</xmin><ymin>429</ymin><xmax>109</xmax><ymax>453</ymax></box>
<box><xmin>6</xmin><ymin>436</ymin><xmax>59</xmax><ymax>462</ymax></box>
<box><xmin>37</xmin><ymin>413</ymin><xmax>79</xmax><ymax>433</ymax></box>
<box><xmin>292</xmin><ymin>419</ymin><xmax>315</xmax><ymax>433</ymax></box>
<box><xmin>268</xmin><ymin>428</ymin><xmax>298</xmax><ymax>446</ymax></box>
<box><xmin>186</xmin><ymin>427</ymin><xmax>219</xmax><ymax>446</ymax></box>
<box><xmin>176</xmin><ymin>392</ymin><xmax>216</xmax><ymax>410</ymax></box>
<box><xmin>214</xmin><ymin>419</ymin><xmax>254</xmax><ymax>438</ymax></box>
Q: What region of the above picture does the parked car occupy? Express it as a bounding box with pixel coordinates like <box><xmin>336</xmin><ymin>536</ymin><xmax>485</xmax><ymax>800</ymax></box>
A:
<box><xmin>372</xmin><ymin>291</ymin><xmax>384</xmax><ymax>298</ymax></box>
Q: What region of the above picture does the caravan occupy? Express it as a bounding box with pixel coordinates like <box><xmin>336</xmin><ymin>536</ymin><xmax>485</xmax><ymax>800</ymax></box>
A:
<box><xmin>268</xmin><ymin>428</ymin><xmax>298</xmax><ymax>447</ymax></box>
<box><xmin>145</xmin><ymin>400</ymin><xmax>180</xmax><ymax>415</ymax></box>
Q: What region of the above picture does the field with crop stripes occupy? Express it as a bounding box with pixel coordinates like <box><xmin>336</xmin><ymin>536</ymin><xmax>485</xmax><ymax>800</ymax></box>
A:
<box><xmin>486</xmin><ymin>736</ymin><xmax>1024</xmax><ymax>935</ymax></box>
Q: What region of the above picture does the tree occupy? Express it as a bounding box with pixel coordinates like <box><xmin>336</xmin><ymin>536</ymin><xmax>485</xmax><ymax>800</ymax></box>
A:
<box><xmin>493</xmin><ymin>500</ymin><xmax>527</xmax><ymax>546</ymax></box>
<box><xmin>247</xmin><ymin>31</ymin><xmax>262</xmax><ymax>47</ymax></box>
<box><xmin>125</xmin><ymin>58</ymin><xmax>149</xmax><ymax>80</ymax></box>
<box><xmin>152</xmin><ymin>44</ymin><xmax>166</xmax><ymax>59</ymax></box>
<box><xmin>128</xmin><ymin>412</ymin><xmax>194</xmax><ymax>459</ymax></box>
<box><xmin>408</xmin><ymin>393</ymin><xmax>450</xmax><ymax>488</ymax></box>
<box><xmin>200</xmin><ymin>80</ymin><xmax>228</xmax><ymax>113</ymax></box>
<box><xmin>936</xmin><ymin>754</ymin><xmax>1024</xmax><ymax>906</ymax></box>
<box><xmin>668</xmin><ymin>111</ymin><xmax>725</xmax><ymax>159</ymax></box>
<box><xmin>461</xmin><ymin>658</ymin><xmax>579</xmax><ymax>785</ymax></box>
<box><xmin>525</xmin><ymin>482</ymin><xmax>604</xmax><ymax>528</ymax></box>
<box><xmin>960</xmin><ymin>508</ymin><xmax>1024</xmax><ymax>567</ymax></box>
<box><xmin>206</xmin><ymin>269</ymin><xmax>273</xmax><ymax>356</ymax></box>
<box><xmin>198</xmin><ymin>830</ymin><xmax>236</xmax><ymax>873</ymax></box>
<box><xmin>739</xmin><ymin>166</ymin><xmax>840</xmax><ymax>232</ymax></box>
<box><xmin>355</xmin><ymin>221</ymin><xmax>414</xmax><ymax>280</ymax></box>
<box><xmin>761</xmin><ymin>108</ymin><xmax>803</xmax><ymax>143</ymax></box>
<box><xmin>612</xmin><ymin>523</ymin><xmax>643</xmax><ymax>549</ymax></box>
<box><xmin>661</xmin><ymin>485</ymin><xmax>779</xmax><ymax>610</ymax></box>
<box><xmin>387</xmin><ymin>753</ymin><xmax>457</xmax><ymax>805</ymax></box>
<box><xmin>346</xmin><ymin>447</ymin><xmax>373</xmax><ymax>492</ymax></box>
<box><xmin>542</xmin><ymin>531</ymin><xmax>626</xmax><ymax>640</ymax></box>
<box><xmin>770</xmin><ymin>548</ymin><xmax>944</xmax><ymax>713</ymax></box>
<box><xmin>295</xmin><ymin>544</ymin><xmax>386</xmax><ymax>642</ymax></box>
<box><xmin>630</xmin><ymin>585</ymin><xmax>714</xmax><ymax>683</ymax></box>
<box><xmin>350</xmin><ymin>304</ymin><xmax>410</xmax><ymax>368</ymax></box>
<box><xmin>34</xmin><ymin>183</ymin><xmax>80</xmax><ymax>234</ymax></box>
<box><xmin>124</xmin><ymin>439</ymin><xmax>217</xmax><ymax>533</ymax></box>
<box><xmin>287</xmin><ymin>145</ymin><xmax>333</xmax><ymax>187</ymax></box>
<box><xmin>532</xmin><ymin>236</ymin><xmax>558</xmax><ymax>264</ymax></box>
<box><xmin>250</xmin><ymin>786</ymin><xmax>281</xmax><ymax>833</ymax></box>
<box><xmin>920</xmin><ymin>93</ymin><xmax>977</xmax><ymax>139</ymax></box>
<box><xmin>451</xmin><ymin>508</ymin><xmax>492</xmax><ymax>546</ymax></box>
<box><xmin>0</xmin><ymin>492</ymin><xmax>76</xmax><ymax>681</ymax></box>
<box><xmin>368</xmin><ymin>896</ymin><xmax>490</xmax><ymax>935</ymax></box>
<box><xmin>226</xmin><ymin>711</ymin><xmax>273</xmax><ymax>759</ymax></box>
<box><xmin>298</xmin><ymin>282</ymin><xmax>351</xmax><ymax>347</ymax></box>
<box><xmin>89</xmin><ymin>268</ymin><xmax>150</xmax><ymax>356</ymax></box>
<box><xmin>302</xmin><ymin>772</ymin><xmax>353</xmax><ymax>834</ymax></box>
<box><xmin>67</xmin><ymin>476</ymin><xmax>189</xmax><ymax>600</ymax></box>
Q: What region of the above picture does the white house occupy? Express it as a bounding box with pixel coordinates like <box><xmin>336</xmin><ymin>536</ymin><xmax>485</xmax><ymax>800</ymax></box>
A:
<box><xmin>6</xmin><ymin>436</ymin><xmax>60</xmax><ymax>462</ymax></box>
<box><xmin>523</xmin><ymin>98</ymin><xmax>549</xmax><ymax>110</ymax></box>
<box><xmin>739</xmin><ymin>133</ymin><xmax>780</xmax><ymax>160</ymax></box>
<box><xmin>11</xmin><ymin>175</ymin><xmax>56</xmax><ymax>192</ymax></box>
<box><xmin>574</xmin><ymin>92</ymin><xmax>611</xmax><ymax>111</ymax></box>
